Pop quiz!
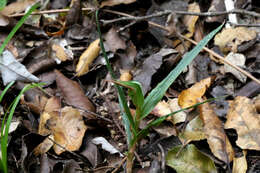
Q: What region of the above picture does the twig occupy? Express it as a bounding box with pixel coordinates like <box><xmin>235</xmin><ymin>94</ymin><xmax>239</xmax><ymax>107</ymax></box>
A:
<box><xmin>101</xmin><ymin>9</ymin><xmax>260</xmax><ymax>25</ymax></box>
<box><xmin>227</xmin><ymin>21</ymin><xmax>260</xmax><ymax>27</ymax></box>
<box><xmin>180</xmin><ymin>35</ymin><xmax>260</xmax><ymax>85</ymax></box>
<box><xmin>112</xmin><ymin>156</ymin><xmax>127</xmax><ymax>173</ymax></box>
<box><xmin>8</xmin><ymin>7</ymin><xmax>95</xmax><ymax>17</ymax></box>
<box><xmin>100</xmin><ymin>9</ymin><xmax>260</xmax><ymax>86</ymax></box>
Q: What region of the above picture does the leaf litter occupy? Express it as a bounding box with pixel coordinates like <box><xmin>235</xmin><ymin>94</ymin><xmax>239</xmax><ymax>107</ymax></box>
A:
<box><xmin>1</xmin><ymin>0</ymin><xmax>260</xmax><ymax>172</ymax></box>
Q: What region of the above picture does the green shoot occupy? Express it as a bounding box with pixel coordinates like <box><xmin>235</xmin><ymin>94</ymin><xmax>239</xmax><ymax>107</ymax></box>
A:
<box><xmin>96</xmin><ymin>9</ymin><xmax>224</xmax><ymax>173</ymax></box>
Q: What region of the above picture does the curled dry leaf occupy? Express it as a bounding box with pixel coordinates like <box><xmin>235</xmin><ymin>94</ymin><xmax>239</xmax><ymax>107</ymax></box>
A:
<box><xmin>38</xmin><ymin>106</ymin><xmax>87</xmax><ymax>155</ymax></box>
<box><xmin>34</xmin><ymin>135</ymin><xmax>54</xmax><ymax>156</ymax></box>
<box><xmin>225</xmin><ymin>96</ymin><xmax>260</xmax><ymax>150</ymax></box>
<box><xmin>224</xmin><ymin>52</ymin><xmax>246</xmax><ymax>83</ymax></box>
<box><xmin>232</xmin><ymin>150</ymin><xmax>247</xmax><ymax>173</ymax></box>
<box><xmin>100</xmin><ymin>0</ymin><xmax>136</xmax><ymax>8</ymax></box>
<box><xmin>76</xmin><ymin>39</ymin><xmax>100</xmax><ymax>76</ymax></box>
<box><xmin>55</xmin><ymin>70</ymin><xmax>96</xmax><ymax>119</ymax></box>
<box><xmin>178</xmin><ymin>76</ymin><xmax>214</xmax><ymax>109</ymax></box>
<box><xmin>198</xmin><ymin>98</ymin><xmax>234</xmax><ymax>163</ymax></box>
<box><xmin>38</xmin><ymin>96</ymin><xmax>61</xmax><ymax>136</ymax></box>
<box><xmin>214</xmin><ymin>27</ymin><xmax>256</xmax><ymax>53</ymax></box>
<box><xmin>51</xmin><ymin>107</ymin><xmax>87</xmax><ymax>155</ymax></box>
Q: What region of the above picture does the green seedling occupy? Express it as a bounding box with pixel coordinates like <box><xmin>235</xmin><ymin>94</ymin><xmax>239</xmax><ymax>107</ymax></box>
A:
<box><xmin>0</xmin><ymin>3</ymin><xmax>40</xmax><ymax>173</ymax></box>
<box><xmin>96</xmin><ymin>10</ymin><xmax>224</xmax><ymax>173</ymax></box>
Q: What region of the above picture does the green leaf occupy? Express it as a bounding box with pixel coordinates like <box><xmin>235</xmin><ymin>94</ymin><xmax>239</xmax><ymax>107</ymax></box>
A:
<box><xmin>166</xmin><ymin>144</ymin><xmax>217</xmax><ymax>173</ymax></box>
<box><xmin>0</xmin><ymin>3</ymin><xmax>39</xmax><ymax>55</ymax></box>
<box><xmin>0</xmin><ymin>0</ymin><xmax>6</xmax><ymax>11</ymax></box>
<box><xmin>141</xmin><ymin>23</ymin><xmax>224</xmax><ymax>119</ymax></box>
<box><xmin>95</xmin><ymin>10</ymin><xmax>136</xmax><ymax>146</ymax></box>
<box><xmin>115</xmin><ymin>80</ymin><xmax>144</xmax><ymax>110</ymax></box>
<box><xmin>0</xmin><ymin>83</ymin><xmax>44</xmax><ymax>173</ymax></box>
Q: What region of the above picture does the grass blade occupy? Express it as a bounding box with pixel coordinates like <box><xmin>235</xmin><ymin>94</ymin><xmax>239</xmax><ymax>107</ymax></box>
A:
<box><xmin>96</xmin><ymin>10</ymin><xmax>137</xmax><ymax>145</ymax></box>
<box><xmin>0</xmin><ymin>3</ymin><xmax>39</xmax><ymax>55</ymax></box>
<box><xmin>0</xmin><ymin>81</ymin><xmax>15</xmax><ymax>102</ymax></box>
<box><xmin>141</xmin><ymin>23</ymin><xmax>224</xmax><ymax>119</ymax></box>
<box><xmin>0</xmin><ymin>83</ymin><xmax>44</xmax><ymax>173</ymax></box>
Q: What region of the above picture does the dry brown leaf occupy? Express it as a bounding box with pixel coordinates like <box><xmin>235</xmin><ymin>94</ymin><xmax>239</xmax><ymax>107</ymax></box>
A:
<box><xmin>51</xmin><ymin>106</ymin><xmax>87</xmax><ymax>154</ymax></box>
<box><xmin>151</xmin><ymin>100</ymin><xmax>171</xmax><ymax>120</ymax></box>
<box><xmin>214</xmin><ymin>27</ymin><xmax>256</xmax><ymax>53</ymax></box>
<box><xmin>33</xmin><ymin>135</ymin><xmax>54</xmax><ymax>156</ymax></box>
<box><xmin>225</xmin><ymin>96</ymin><xmax>260</xmax><ymax>150</ymax></box>
<box><xmin>232</xmin><ymin>150</ymin><xmax>247</xmax><ymax>173</ymax></box>
<box><xmin>1</xmin><ymin>0</ymin><xmax>35</xmax><ymax>15</ymax></box>
<box><xmin>168</xmin><ymin>98</ymin><xmax>186</xmax><ymax>124</ymax></box>
<box><xmin>104</xmin><ymin>27</ymin><xmax>126</xmax><ymax>53</ymax></box>
<box><xmin>51</xmin><ymin>40</ymin><xmax>73</xmax><ymax>62</ymax></box>
<box><xmin>55</xmin><ymin>70</ymin><xmax>96</xmax><ymax>119</ymax></box>
<box><xmin>38</xmin><ymin>97</ymin><xmax>61</xmax><ymax>136</ymax></box>
<box><xmin>199</xmin><ymin>99</ymin><xmax>234</xmax><ymax>163</ymax></box>
<box><xmin>183</xmin><ymin>2</ymin><xmax>200</xmax><ymax>34</ymax></box>
<box><xmin>120</xmin><ymin>70</ymin><xmax>132</xmax><ymax>81</ymax></box>
<box><xmin>76</xmin><ymin>39</ymin><xmax>100</xmax><ymax>76</ymax></box>
<box><xmin>179</xmin><ymin>115</ymin><xmax>206</xmax><ymax>142</ymax></box>
<box><xmin>178</xmin><ymin>77</ymin><xmax>214</xmax><ymax>109</ymax></box>
<box><xmin>100</xmin><ymin>0</ymin><xmax>136</xmax><ymax>8</ymax></box>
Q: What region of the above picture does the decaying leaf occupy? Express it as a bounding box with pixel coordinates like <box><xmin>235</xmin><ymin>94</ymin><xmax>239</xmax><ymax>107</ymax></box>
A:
<box><xmin>76</xmin><ymin>39</ymin><xmax>100</xmax><ymax>76</ymax></box>
<box><xmin>214</xmin><ymin>27</ymin><xmax>256</xmax><ymax>53</ymax></box>
<box><xmin>39</xmin><ymin>106</ymin><xmax>87</xmax><ymax>155</ymax></box>
<box><xmin>51</xmin><ymin>107</ymin><xmax>87</xmax><ymax>154</ymax></box>
<box><xmin>178</xmin><ymin>77</ymin><xmax>214</xmax><ymax>109</ymax></box>
<box><xmin>232</xmin><ymin>150</ymin><xmax>247</xmax><ymax>173</ymax></box>
<box><xmin>183</xmin><ymin>2</ymin><xmax>200</xmax><ymax>34</ymax></box>
<box><xmin>51</xmin><ymin>39</ymin><xmax>73</xmax><ymax>63</ymax></box>
<box><xmin>34</xmin><ymin>135</ymin><xmax>54</xmax><ymax>156</ymax></box>
<box><xmin>100</xmin><ymin>0</ymin><xmax>136</xmax><ymax>8</ymax></box>
<box><xmin>120</xmin><ymin>70</ymin><xmax>132</xmax><ymax>81</ymax></box>
<box><xmin>225</xmin><ymin>96</ymin><xmax>260</xmax><ymax>150</ymax></box>
<box><xmin>199</xmin><ymin>99</ymin><xmax>234</xmax><ymax>163</ymax></box>
<box><xmin>0</xmin><ymin>0</ymin><xmax>35</xmax><ymax>15</ymax></box>
<box><xmin>55</xmin><ymin>70</ymin><xmax>96</xmax><ymax>119</ymax></box>
<box><xmin>168</xmin><ymin>98</ymin><xmax>186</xmax><ymax>124</ymax></box>
<box><xmin>92</xmin><ymin>137</ymin><xmax>123</xmax><ymax>157</ymax></box>
<box><xmin>179</xmin><ymin>115</ymin><xmax>205</xmax><ymax>142</ymax></box>
<box><xmin>38</xmin><ymin>97</ymin><xmax>61</xmax><ymax>136</ymax></box>
<box><xmin>152</xmin><ymin>98</ymin><xmax>187</xmax><ymax>125</ymax></box>
<box><xmin>104</xmin><ymin>27</ymin><xmax>126</xmax><ymax>53</ymax></box>
<box><xmin>224</xmin><ymin>52</ymin><xmax>247</xmax><ymax>83</ymax></box>
<box><xmin>0</xmin><ymin>50</ymin><xmax>39</xmax><ymax>85</ymax></box>
<box><xmin>166</xmin><ymin>144</ymin><xmax>217</xmax><ymax>173</ymax></box>
<box><xmin>133</xmin><ymin>48</ymin><xmax>165</xmax><ymax>94</ymax></box>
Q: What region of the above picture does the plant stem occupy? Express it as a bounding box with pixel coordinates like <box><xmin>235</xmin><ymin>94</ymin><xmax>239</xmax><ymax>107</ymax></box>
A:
<box><xmin>126</xmin><ymin>143</ymin><xmax>137</xmax><ymax>173</ymax></box>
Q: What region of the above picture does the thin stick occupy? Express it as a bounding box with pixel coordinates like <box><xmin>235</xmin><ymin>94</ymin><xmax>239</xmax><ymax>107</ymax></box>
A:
<box><xmin>181</xmin><ymin>35</ymin><xmax>260</xmax><ymax>85</ymax></box>
<box><xmin>101</xmin><ymin>9</ymin><xmax>260</xmax><ymax>25</ymax></box>
<box><xmin>99</xmin><ymin>9</ymin><xmax>260</xmax><ymax>86</ymax></box>
<box><xmin>112</xmin><ymin>156</ymin><xmax>127</xmax><ymax>173</ymax></box>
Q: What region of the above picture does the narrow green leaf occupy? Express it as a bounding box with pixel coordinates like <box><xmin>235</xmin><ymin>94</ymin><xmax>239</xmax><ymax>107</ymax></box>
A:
<box><xmin>141</xmin><ymin>23</ymin><xmax>224</xmax><ymax>119</ymax></box>
<box><xmin>96</xmin><ymin>10</ymin><xmax>136</xmax><ymax>145</ymax></box>
<box><xmin>0</xmin><ymin>3</ymin><xmax>39</xmax><ymax>55</ymax></box>
<box><xmin>1</xmin><ymin>83</ymin><xmax>44</xmax><ymax>173</ymax></box>
<box><xmin>166</xmin><ymin>144</ymin><xmax>217</xmax><ymax>173</ymax></box>
<box><xmin>0</xmin><ymin>0</ymin><xmax>6</xmax><ymax>11</ymax></box>
<box><xmin>0</xmin><ymin>81</ymin><xmax>15</xmax><ymax>103</ymax></box>
<box><xmin>115</xmin><ymin>80</ymin><xmax>144</xmax><ymax>109</ymax></box>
